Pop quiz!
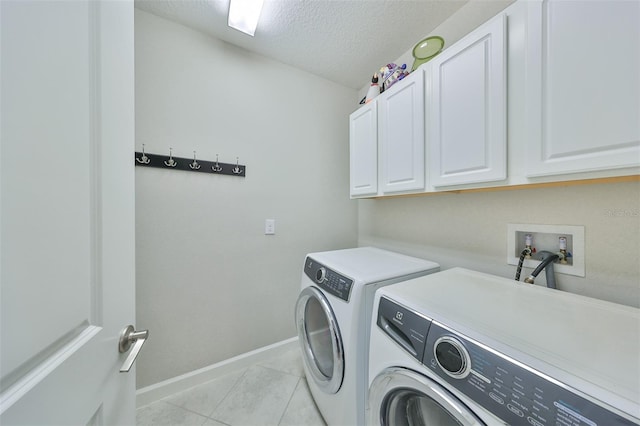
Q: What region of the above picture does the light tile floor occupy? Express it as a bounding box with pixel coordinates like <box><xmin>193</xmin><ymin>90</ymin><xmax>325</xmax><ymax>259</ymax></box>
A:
<box><xmin>137</xmin><ymin>349</ymin><xmax>326</xmax><ymax>426</ymax></box>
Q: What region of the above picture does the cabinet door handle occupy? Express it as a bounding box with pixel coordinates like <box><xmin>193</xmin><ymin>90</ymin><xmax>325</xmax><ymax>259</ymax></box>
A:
<box><xmin>118</xmin><ymin>325</ymin><xmax>149</xmax><ymax>373</ymax></box>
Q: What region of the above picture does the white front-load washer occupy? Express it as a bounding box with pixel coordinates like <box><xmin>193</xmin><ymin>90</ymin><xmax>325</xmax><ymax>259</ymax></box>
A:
<box><xmin>295</xmin><ymin>247</ymin><xmax>440</xmax><ymax>426</ymax></box>
<box><xmin>369</xmin><ymin>268</ymin><xmax>640</xmax><ymax>426</ymax></box>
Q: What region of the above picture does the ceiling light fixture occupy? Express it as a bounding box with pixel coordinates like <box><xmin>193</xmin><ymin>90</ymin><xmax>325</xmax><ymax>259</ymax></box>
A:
<box><xmin>227</xmin><ymin>0</ymin><xmax>265</xmax><ymax>36</ymax></box>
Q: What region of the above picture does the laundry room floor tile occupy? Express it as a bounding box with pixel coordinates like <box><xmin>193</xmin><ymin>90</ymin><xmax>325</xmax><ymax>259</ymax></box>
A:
<box><xmin>162</xmin><ymin>369</ymin><xmax>247</xmax><ymax>417</ymax></box>
<box><xmin>279</xmin><ymin>378</ymin><xmax>325</xmax><ymax>426</ymax></box>
<box><xmin>258</xmin><ymin>348</ymin><xmax>305</xmax><ymax>377</ymax></box>
<box><xmin>137</xmin><ymin>348</ymin><xmax>325</xmax><ymax>426</ymax></box>
<box><xmin>136</xmin><ymin>400</ymin><xmax>209</xmax><ymax>426</ymax></box>
<box><xmin>209</xmin><ymin>365</ymin><xmax>299</xmax><ymax>425</ymax></box>
<box><xmin>201</xmin><ymin>419</ymin><xmax>228</xmax><ymax>426</ymax></box>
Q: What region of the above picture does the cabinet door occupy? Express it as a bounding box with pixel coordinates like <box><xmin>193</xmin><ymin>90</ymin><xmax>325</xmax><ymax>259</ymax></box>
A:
<box><xmin>525</xmin><ymin>0</ymin><xmax>640</xmax><ymax>177</ymax></box>
<box><xmin>378</xmin><ymin>70</ymin><xmax>425</xmax><ymax>193</ymax></box>
<box><xmin>429</xmin><ymin>14</ymin><xmax>507</xmax><ymax>187</ymax></box>
<box><xmin>350</xmin><ymin>101</ymin><xmax>378</xmax><ymax>197</ymax></box>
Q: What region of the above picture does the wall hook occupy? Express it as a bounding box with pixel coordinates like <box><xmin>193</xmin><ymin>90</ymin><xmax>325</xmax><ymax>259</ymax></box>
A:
<box><xmin>164</xmin><ymin>148</ymin><xmax>177</xmax><ymax>168</ymax></box>
<box><xmin>136</xmin><ymin>144</ymin><xmax>151</xmax><ymax>164</ymax></box>
<box><xmin>232</xmin><ymin>157</ymin><xmax>243</xmax><ymax>174</ymax></box>
<box><xmin>189</xmin><ymin>151</ymin><xmax>201</xmax><ymax>170</ymax></box>
<box><xmin>212</xmin><ymin>154</ymin><xmax>223</xmax><ymax>172</ymax></box>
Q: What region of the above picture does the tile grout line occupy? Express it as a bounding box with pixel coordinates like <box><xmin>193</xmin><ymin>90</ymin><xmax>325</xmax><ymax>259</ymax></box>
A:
<box><xmin>158</xmin><ymin>399</ymin><xmax>219</xmax><ymax>424</ymax></box>
<box><xmin>156</xmin><ymin>369</ymin><xmax>251</xmax><ymax>424</ymax></box>
<box><xmin>158</xmin><ymin>368</ymin><xmax>249</xmax><ymax>420</ymax></box>
<box><xmin>160</xmin><ymin>399</ymin><xmax>210</xmax><ymax>421</ymax></box>
<box><xmin>276</xmin><ymin>377</ymin><xmax>302</xmax><ymax>426</ymax></box>
<box><xmin>259</xmin><ymin>364</ymin><xmax>305</xmax><ymax>379</ymax></box>
<box><xmin>206</xmin><ymin>367</ymin><xmax>251</xmax><ymax>423</ymax></box>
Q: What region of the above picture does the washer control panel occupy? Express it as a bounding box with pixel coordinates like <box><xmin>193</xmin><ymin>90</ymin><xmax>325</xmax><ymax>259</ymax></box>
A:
<box><xmin>304</xmin><ymin>257</ymin><xmax>354</xmax><ymax>302</ymax></box>
<box><xmin>376</xmin><ymin>297</ymin><xmax>636</xmax><ymax>426</ymax></box>
<box><xmin>424</xmin><ymin>323</ymin><xmax>636</xmax><ymax>426</ymax></box>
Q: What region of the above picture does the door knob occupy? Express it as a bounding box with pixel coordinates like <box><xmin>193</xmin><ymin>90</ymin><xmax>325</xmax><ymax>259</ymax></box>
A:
<box><xmin>118</xmin><ymin>325</ymin><xmax>149</xmax><ymax>373</ymax></box>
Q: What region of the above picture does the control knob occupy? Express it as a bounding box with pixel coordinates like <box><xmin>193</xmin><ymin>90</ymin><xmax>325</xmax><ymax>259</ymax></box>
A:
<box><xmin>315</xmin><ymin>267</ymin><xmax>327</xmax><ymax>284</ymax></box>
<box><xmin>434</xmin><ymin>336</ymin><xmax>472</xmax><ymax>379</ymax></box>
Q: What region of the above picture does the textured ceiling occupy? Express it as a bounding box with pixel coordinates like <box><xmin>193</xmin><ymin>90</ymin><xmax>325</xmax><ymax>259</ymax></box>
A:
<box><xmin>134</xmin><ymin>0</ymin><xmax>469</xmax><ymax>89</ymax></box>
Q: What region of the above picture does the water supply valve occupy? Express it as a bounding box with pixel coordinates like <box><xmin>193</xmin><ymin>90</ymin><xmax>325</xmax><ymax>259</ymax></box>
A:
<box><xmin>558</xmin><ymin>236</ymin><xmax>568</xmax><ymax>264</ymax></box>
<box><xmin>525</xmin><ymin>234</ymin><xmax>535</xmax><ymax>257</ymax></box>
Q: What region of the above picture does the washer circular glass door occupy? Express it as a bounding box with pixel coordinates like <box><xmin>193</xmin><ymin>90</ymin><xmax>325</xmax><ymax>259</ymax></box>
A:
<box><xmin>295</xmin><ymin>286</ymin><xmax>344</xmax><ymax>394</ymax></box>
<box><xmin>369</xmin><ymin>367</ymin><xmax>485</xmax><ymax>426</ymax></box>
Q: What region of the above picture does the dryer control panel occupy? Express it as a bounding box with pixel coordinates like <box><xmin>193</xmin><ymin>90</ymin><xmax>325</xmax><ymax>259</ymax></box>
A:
<box><xmin>305</xmin><ymin>257</ymin><xmax>354</xmax><ymax>302</ymax></box>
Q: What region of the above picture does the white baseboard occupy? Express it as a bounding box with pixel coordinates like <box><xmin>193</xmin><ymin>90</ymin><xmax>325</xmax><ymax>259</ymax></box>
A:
<box><xmin>136</xmin><ymin>336</ymin><xmax>299</xmax><ymax>408</ymax></box>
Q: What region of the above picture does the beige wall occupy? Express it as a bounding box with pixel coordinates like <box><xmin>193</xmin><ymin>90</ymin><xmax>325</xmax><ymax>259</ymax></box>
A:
<box><xmin>134</xmin><ymin>10</ymin><xmax>358</xmax><ymax>388</ymax></box>
<box><xmin>358</xmin><ymin>180</ymin><xmax>640</xmax><ymax>307</ymax></box>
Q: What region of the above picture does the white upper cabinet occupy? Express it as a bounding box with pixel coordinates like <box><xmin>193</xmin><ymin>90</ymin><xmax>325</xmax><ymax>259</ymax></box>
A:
<box><xmin>378</xmin><ymin>70</ymin><xmax>425</xmax><ymax>194</ymax></box>
<box><xmin>525</xmin><ymin>0</ymin><xmax>640</xmax><ymax>177</ymax></box>
<box><xmin>348</xmin><ymin>0</ymin><xmax>638</xmax><ymax>198</ymax></box>
<box><xmin>428</xmin><ymin>14</ymin><xmax>507</xmax><ymax>187</ymax></box>
<box><xmin>349</xmin><ymin>101</ymin><xmax>378</xmax><ymax>197</ymax></box>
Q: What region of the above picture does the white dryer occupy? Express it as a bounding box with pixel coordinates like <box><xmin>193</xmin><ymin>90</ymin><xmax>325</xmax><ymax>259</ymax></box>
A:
<box><xmin>295</xmin><ymin>247</ymin><xmax>439</xmax><ymax>426</ymax></box>
<box><xmin>369</xmin><ymin>268</ymin><xmax>640</xmax><ymax>426</ymax></box>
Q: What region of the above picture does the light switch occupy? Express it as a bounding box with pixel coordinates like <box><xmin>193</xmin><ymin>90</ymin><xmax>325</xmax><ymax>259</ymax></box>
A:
<box><xmin>265</xmin><ymin>219</ymin><xmax>275</xmax><ymax>235</ymax></box>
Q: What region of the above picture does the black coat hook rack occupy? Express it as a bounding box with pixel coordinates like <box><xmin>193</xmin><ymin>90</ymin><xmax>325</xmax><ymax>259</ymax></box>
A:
<box><xmin>134</xmin><ymin>148</ymin><xmax>246</xmax><ymax>177</ymax></box>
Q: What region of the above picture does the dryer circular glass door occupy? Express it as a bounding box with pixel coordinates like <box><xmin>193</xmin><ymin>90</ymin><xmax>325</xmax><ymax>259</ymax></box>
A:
<box><xmin>295</xmin><ymin>286</ymin><xmax>344</xmax><ymax>394</ymax></box>
<box><xmin>369</xmin><ymin>367</ymin><xmax>485</xmax><ymax>426</ymax></box>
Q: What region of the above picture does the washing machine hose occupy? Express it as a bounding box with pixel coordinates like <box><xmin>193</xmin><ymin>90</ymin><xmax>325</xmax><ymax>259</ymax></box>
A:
<box><xmin>514</xmin><ymin>248</ymin><xmax>532</xmax><ymax>281</ymax></box>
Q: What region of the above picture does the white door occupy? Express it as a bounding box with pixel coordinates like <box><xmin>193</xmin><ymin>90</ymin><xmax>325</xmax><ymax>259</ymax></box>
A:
<box><xmin>1</xmin><ymin>1</ymin><xmax>137</xmax><ymax>424</ymax></box>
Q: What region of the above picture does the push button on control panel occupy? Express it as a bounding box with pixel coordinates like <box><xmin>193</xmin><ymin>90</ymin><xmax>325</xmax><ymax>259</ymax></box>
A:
<box><xmin>489</xmin><ymin>392</ymin><xmax>504</xmax><ymax>405</ymax></box>
<box><xmin>527</xmin><ymin>416</ymin><xmax>544</xmax><ymax>426</ymax></box>
<box><xmin>507</xmin><ymin>404</ymin><xmax>525</xmax><ymax>418</ymax></box>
